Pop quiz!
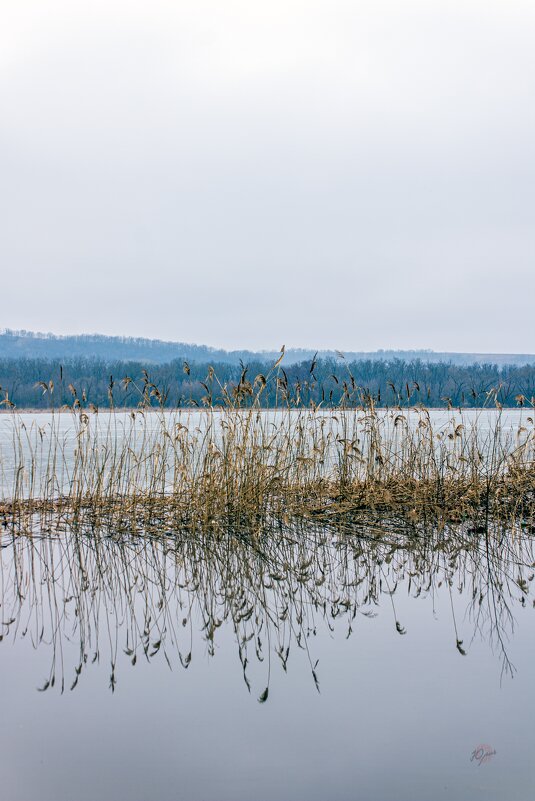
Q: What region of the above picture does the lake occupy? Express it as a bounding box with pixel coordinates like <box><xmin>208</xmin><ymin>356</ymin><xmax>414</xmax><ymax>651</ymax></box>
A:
<box><xmin>0</xmin><ymin>407</ymin><xmax>532</xmax><ymax>500</ymax></box>
<box><xmin>0</xmin><ymin>408</ymin><xmax>533</xmax><ymax>800</ymax></box>
<box><xmin>0</xmin><ymin>519</ymin><xmax>533</xmax><ymax>801</ymax></box>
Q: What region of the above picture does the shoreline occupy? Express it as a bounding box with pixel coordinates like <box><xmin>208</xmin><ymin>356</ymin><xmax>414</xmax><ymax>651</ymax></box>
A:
<box><xmin>0</xmin><ymin>406</ymin><xmax>527</xmax><ymax>415</ymax></box>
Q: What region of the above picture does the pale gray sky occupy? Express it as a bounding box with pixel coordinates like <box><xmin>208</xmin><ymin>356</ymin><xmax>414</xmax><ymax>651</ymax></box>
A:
<box><xmin>1</xmin><ymin>0</ymin><xmax>534</xmax><ymax>352</ymax></box>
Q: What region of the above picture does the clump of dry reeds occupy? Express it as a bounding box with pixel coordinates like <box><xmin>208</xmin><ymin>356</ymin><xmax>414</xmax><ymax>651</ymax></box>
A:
<box><xmin>0</xmin><ymin>358</ymin><xmax>534</xmax><ymax>534</ymax></box>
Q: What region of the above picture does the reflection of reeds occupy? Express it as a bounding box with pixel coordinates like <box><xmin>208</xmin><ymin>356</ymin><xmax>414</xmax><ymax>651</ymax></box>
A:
<box><xmin>1</xmin><ymin>519</ymin><xmax>532</xmax><ymax>695</ymax></box>
<box><xmin>0</xmin><ymin>362</ymin><xmax>533</xmax><ymax>530</ymax></box>
<box><xmin>1</xmin><ymin>364</ymin><xmax>532</xmax><ymax>701</ymax></box>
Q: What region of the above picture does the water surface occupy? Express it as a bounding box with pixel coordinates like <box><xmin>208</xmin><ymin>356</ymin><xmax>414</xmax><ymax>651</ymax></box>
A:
<box><xmin>1</xmin><ymin>408</ymin><xmax>532</xmax><ymax>499</ymax></box>
<box><xmin>0</xmin><ymin>521</ymin><xmax>533</xmax><ymax>801</ymax></box>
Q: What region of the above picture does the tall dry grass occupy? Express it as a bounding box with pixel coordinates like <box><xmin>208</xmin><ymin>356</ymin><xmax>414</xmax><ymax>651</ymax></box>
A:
<box><xmin>0</xmin><ymin>360</ymin><xmax>534</xmax><ymax>533</ymax></box>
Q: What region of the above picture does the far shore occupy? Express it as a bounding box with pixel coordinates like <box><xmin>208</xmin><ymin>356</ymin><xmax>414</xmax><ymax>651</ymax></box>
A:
<box><xmin>0</xmin><ymin>406</ymin><xmax>526</xmax><ymax>415</ymax></box>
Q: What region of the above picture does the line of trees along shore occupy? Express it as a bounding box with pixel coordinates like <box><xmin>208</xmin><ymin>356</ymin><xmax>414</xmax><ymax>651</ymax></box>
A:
<box><xmin>2</xmin><ymin>330</ymin><xmax>534</xmax><ymax>367</ymax></box>
<box><xmin>0</xmin><ymin>357</ymin><xmax>534</xmax><ymax>410</ymax></box>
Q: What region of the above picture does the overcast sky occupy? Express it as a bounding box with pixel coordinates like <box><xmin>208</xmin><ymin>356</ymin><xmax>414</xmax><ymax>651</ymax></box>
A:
<box><xmin>1</xmin><ymin>0</ymin><xmax>534</xmax><ymax>352</ymax></box>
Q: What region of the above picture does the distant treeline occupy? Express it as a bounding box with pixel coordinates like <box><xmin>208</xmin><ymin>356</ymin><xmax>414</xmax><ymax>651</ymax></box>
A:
<box><xmin>1</xmin><ymin>356</ymin><xmax>534</xmax><ymax>410</ymax></box>
<box><xmin>2</xmin><ymin>329</ymin><xmax>534</xmax><ymax>368</ymax></box>
<box><xmin>0</xmin><ymin>329</ymin><xmax>256</xmax><ymax>365</ymax></box>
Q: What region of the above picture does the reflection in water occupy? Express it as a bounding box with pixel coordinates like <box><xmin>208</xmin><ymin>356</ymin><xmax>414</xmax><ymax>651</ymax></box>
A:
<box><xmin>1</xmin><ymin>518</ymin><xmax>533</xmax><ymax>696</ymax></box>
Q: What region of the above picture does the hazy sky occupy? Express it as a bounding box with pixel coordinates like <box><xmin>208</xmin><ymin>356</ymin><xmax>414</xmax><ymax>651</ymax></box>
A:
<box><xmin>1</xmin><ymin>0</ymin><xmax>534</xmax><ymax>352</ymax></box>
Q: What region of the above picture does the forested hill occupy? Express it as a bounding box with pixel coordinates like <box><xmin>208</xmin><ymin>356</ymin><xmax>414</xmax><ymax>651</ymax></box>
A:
<box><xmin>1</xmin><ymin>330</ymin><xmax>534</xmax><ymax>367</ymax></box>
<box><xmin>1</xmin><ymin>355</ymin><xmax>534</xmax><ymax>409</ymax></box>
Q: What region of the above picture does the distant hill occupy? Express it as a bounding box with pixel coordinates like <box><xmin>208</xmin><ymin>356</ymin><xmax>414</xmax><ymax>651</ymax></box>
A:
<box><xmin>1</xmin><ymin>329</ymin><xmax>534</xmax><ymax>367</ymax></box>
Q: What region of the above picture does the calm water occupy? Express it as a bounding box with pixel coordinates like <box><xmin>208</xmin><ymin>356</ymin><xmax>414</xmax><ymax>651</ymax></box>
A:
<box><xmin>0</xmin><ymin>408</ymin><xmax>532</xmax><ymax>499</ymax></box>
<box><xmin>0</xmin><ymin>522</ymin><xmax>533</xmax><ymax>801</ymax></box>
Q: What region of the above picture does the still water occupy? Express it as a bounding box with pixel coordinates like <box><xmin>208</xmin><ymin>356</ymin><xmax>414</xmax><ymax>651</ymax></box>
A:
<box><xmin>0</xmin><ymin>408</ymin><xmax>532</xmax><ymax>499</ymax></box>
<box><xmin>0</xmin><ymin>522</ymin><xmax>533</xmax><ymax>801</ymax></box>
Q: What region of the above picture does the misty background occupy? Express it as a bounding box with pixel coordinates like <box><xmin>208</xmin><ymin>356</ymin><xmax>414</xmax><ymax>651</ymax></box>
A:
<box><xmin>1</xmin><ymin>0</ymin><xmax>534</xmax><ymax>352</ymax></box>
